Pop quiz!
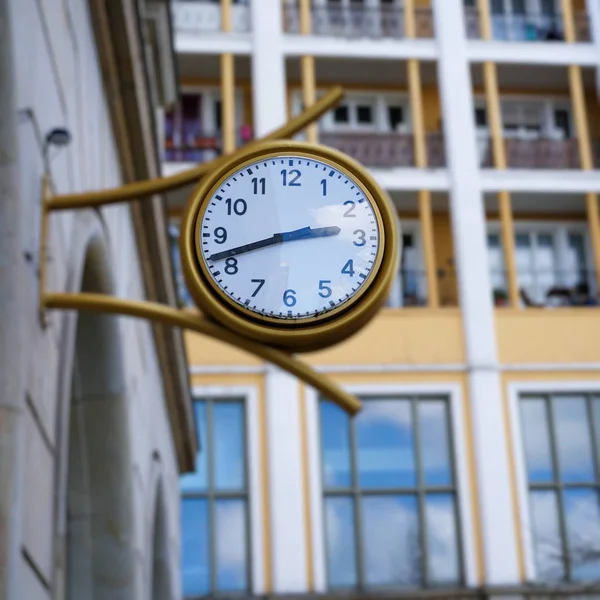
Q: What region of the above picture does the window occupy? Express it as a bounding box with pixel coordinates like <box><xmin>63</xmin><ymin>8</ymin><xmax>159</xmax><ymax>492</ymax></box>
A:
<box><xmin>320</xmin><ymin>396</ymin><xmax>462</xmax><ymax>589</ymax></box>
<box><xmin>520</xmin><ymin>393</ymin><xmax>600</xmax><ymax>581</ymax></box>
<box><xmin>486</xmin><ymin>225</ymin><xmax>592</xmax><ymax>306</ymax></box>
<box><xmin>388</xmin><ymin>106</ymin><xmax>404</xmax><ymax>131</ymax></box>
<box><xmin>180</xmin><ymin>398</ymin><xmax>250</xmax><ymax>597</ymax></box>
<box><xmin>333</xmin><ymin>105</ymin><xmax>350</xmax><ymax>124</ymax></box>
<box><xmin>356</xmin><ymin>105</ymin><xmax>373</xmax><ymax>125</ymax></box>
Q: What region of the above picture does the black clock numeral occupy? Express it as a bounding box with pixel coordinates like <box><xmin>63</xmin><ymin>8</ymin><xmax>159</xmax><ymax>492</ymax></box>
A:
<box><xmin>353</xmin><ymin>229</ymin><xmax>366</xmax><ymax>246</ymax></box>
<box><xmin>214</xmin><ymin>227</ymin><xmax>227</xmax><ymax>244</ymax></box>
<box><xmin>283</xmin><ymin>289</ymin><xmax>297</xmax><ymax>307</ymax></box>
<box><xmin>281</xmin><ymin>169</ymin><xmax>301</xmax><ymax>187</ymax></box>
<box><xmin>321</xmin><ymin>179</ymin><xmax>327</xmax><ymax>196</ymax></box>
<box><xmin>225</xmin><ymin>257</ymin><xmax>238</xmax><ymax>275</ymax></box>
<box><xmin>251</xmin><ymin>279</ymin><xmax>265</xmax><ymax>297</ymax></box>
<box><xmin>226</xmin><ymin>198</ymin><xmax>247</xmax><ymax>216</ymax></box>
<box><xmin>341</xmin><ymin>259</ymin><xmax>355</xmax><ymax>277</ymax></box>
<box><xmin>318</xmin><ymin>280</ymin><xmax>332</xmax><ymax>298</ymax></box>
<box><xmin>252</xmin><ymin>177</ymin><xmax>266</xmax><ymax>195</ymax></box>
<box><xmin>343</xmin><ymin>201</ymin><xmax>356</xmax><ymax>217</ymax></box>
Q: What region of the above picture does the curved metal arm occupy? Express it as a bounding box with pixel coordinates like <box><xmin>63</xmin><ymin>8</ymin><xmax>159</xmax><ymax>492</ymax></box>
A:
<box><xmin>44</xmin><ymin>292</ymin><xmax>361</xmax><ymax>415</ymax></box>
<box><xmin>48</xmin><ymin>87</ymin><xmax>344</xmax><ymax>211</ymax></box>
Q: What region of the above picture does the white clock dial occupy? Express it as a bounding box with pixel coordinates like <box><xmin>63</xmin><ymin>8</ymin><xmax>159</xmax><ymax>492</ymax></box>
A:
<box><xmin>197</xmin><ymin>154</ymin><xmax>381</xmax><ymax>321</ymax></box>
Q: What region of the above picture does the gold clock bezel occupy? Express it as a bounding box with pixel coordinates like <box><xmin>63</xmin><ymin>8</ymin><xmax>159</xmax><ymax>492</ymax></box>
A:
<box><xmin>180</xmin><ymin>140</ymin><xmax>400</xmax><ymax>352</ymax></box>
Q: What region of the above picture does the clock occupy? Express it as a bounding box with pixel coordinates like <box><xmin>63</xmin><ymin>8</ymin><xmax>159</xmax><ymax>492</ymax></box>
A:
<box><xmin>180</xmin><ymin>140</ymin><xmax>399</xmax><ymax>352</ymax></box>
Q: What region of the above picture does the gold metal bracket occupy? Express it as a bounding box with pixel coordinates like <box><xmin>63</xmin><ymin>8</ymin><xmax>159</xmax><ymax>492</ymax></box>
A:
<box><xmin>39</xmin><ymin>87</ymin><xmax>362</xmax><ymax>415</ymax></box>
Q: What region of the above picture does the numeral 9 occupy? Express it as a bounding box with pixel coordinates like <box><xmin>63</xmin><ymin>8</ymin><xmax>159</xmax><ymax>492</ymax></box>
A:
<box><xmin>214</xmin><ymin>227</ymin><xmax>227</xmax><ymax>244</ymax></box>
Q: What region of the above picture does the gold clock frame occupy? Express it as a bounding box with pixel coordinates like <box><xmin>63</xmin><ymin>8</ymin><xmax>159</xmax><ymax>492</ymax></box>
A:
<box><xmin>38</xmin><ymin>87</ymin><xmax>391</xmax><ymax>415</ymax></box>
<box><xmin>180</xmin><ymin>140</ymin><xmax>399</xmax><ymax>353</ymax></box>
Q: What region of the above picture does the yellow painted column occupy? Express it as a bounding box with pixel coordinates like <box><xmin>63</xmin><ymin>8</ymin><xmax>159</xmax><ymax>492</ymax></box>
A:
<box><xmin>405</xmin><ymin>0</ymin><xmax>439</xmax><ymax>307</ymax></box>
<box><xmin>299</xmin><ymin>0</ymin><xmax>317</xmax><ymax>143</ymax></box>
<box><xmin>478</xmin><ymin>0</ymin><xmax>520</xmax><ymax>308</ymax></box>
<box><xmin>561</xmin><ymin>0</ymin><xmax>600</xmax><ymax>290</ymax></box>
<box><xmin>221</xmin><ymin>0</ymin><xmax>236</xmax><ymax>154</ymax></box>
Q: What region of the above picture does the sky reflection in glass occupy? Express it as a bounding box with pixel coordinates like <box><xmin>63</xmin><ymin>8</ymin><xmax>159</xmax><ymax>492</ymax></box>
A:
<box><xmin>530</xmin><ymin>490</ymin><xmax>564</xmax><ymax>581</ymax></box>
<box><xmin>214</xmin><ymin>402</ymin><xmax>245</xmax><ymax>490</ymax></box>
<box><xmin>521</xmin><ymin>398</ymin><xmax>554</xmax><ymax>483</ymax></box>
<box><xmin>356</xmin><ymin>399</ymin><xmax>415</xmax><ymax>488</ymax></box>
<box><xmin>425</xmin><ymin>493</ymin><xmax>460</xmax><ymax>584</ymax></box>
<box><xmin>320</xmin><ymin>401</ymin><xmax>351</xmax><ymax>487</ymax></box>
<box><xmin>419</xmin><ymin>401</ymin><xmax>452</xmax><ymax>486</ymax></box>
<box><xmin>553</xmin><ymin>397</ymin><xmax>595</xmax><ymax>483</ymax></box>
<box><xmin>325</xmin><ymin>496</ymin><xmax>357</xmax><ymax>587</ymax></box>
<box><xmin>362</xmin><ymin>495</ymin><xmax>420</xmax><ymax>587</ymax></box>
<box><xmin>564</xmin><ymin>488</ymin><xmax>600</xmax><ymax>581</ymax></box>
<box><xmin>215</xmin><ymin>499</ymin><xmax>248</xmax><ymax>590</ymax></box>
<box><xmin>181</xmin><ymin>498</ymin><xmax>210</xmax><ymax>596</ymax></box>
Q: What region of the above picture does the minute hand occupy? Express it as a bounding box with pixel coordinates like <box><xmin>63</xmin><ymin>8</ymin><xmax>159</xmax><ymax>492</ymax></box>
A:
<box><xmin>207</xmin><ymin>225</ymin><xmax>341</xmax><ymax>262</ymax></box>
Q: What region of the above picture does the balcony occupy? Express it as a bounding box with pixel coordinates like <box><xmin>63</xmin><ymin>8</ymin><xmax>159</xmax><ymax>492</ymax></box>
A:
<box><xmin>283</xmin><ymin>4</ymin><xmax>433</xmax><ymax>38</ymax></box>
<box><xmin>320</xmin><ymin>132</ymin><xmax>446</xmax><ymax>168</ymax></box>
<box><xmin>171</xmin><ymin>0</ymin><xmax>251</xmax><ymax>34</ymax></box>
<box><xmin>465</xmin><ymin>7</ymin><xmax>591</xmax><ymax>42</ymax></box>
<box><xmin>164</xmin><ymin>123</ymin><xmax>253</xmax><ymax>163</ymax></box>
<box><xmin>480</xmin><ymin>137</ymin><xmax>582</xmax><ymax>169</ymax></box>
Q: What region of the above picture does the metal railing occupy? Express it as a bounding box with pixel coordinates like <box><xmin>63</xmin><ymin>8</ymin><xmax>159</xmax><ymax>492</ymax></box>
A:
<box><xmin>164</xmin><ymin>125</ymin><xmax>254</xmax><ymax>162</ymax></box>
<box><xmin>492</xmin><ymin>270</ymin><xmax>599</xmax><ymax>308</ymax></box>
<box><xmin>480</xmin><ymin>137</ymin><xmax>582</xmax><ymax>169</ymax></box>
<box><xmin>171</xmin><ymin>0</ymin><xmax>251</xmax><ymax>34</ymax></box>
<box><xmin>283</xmin><ymin>4</ymin><xmax>434</xmax><ymax>38</ymax></box>
<box><xmin>465</xmin><ymin>7</ymin><xmax>591</xmax><ymax>42</ymax></box>
<box><xmin>320</xmin><ymin>132</ymin><xmax>447</xmax><ymax>168</ymax></box>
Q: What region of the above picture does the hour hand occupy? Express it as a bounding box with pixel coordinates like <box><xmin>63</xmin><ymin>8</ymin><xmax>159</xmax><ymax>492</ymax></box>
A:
<box><xmin>207</xmin><ymin>225</ymin><xmax>341</xmax><ymax>262</ymax></box>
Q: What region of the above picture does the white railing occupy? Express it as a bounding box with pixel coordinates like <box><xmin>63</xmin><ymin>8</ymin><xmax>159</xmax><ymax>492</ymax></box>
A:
<box><xmin>171</xmin><ymin>1</ymin><xmax>251</xmax><ymax>34</ymax></box>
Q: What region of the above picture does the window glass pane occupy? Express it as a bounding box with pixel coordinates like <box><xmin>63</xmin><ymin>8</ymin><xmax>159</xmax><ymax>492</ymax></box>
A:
<box><xmin>491</xmin><ymin>0</ymin><xmax>504</xmax><ymax>14</ymax></box>
<box><xmin>213</xmin><ymin>402</ymin><xmax>245</xmax><ymax>490</ymax></box>
<box><xmin>181</xmin><ymin>498</ymin><xmax>210</xmax><ymax>596</ymax></box>
<box><xmin>320</xmin><ymin>401</ymin><xmax>351</xmax><ymax>488</ymax></box>
<box><xmin>215</xmin><ymin>499</ymin><xmax>248</xmax><ymax>591</ymax></box>
<box><xmin>592</xmin><ymin>399</ymin><xmax>600</xmax><ymax>459</ymax></box>
<box><xmin>425</xmin><ymin>493</ymin><xmax>460</xmax><ymax>584</ymax></box>
<box><xmin>325</xmin><ymin>497</ymin><xmax>357</xmax><ymax>587</ymax></box>
<box><xmin>520</xmin><ymin>398</ymin><xmax>554</xmax><ymax>483</ymax></box>
<box><xmin>181</xmin><ymin>402</ymin><xmax>208</xmax><ymax>492</ymax></box>
<box><xmin>553</xmin><ymin>397</ymin><xmax>595</xmax><ymax>483</ymax></box>
<box><xmin>356</xmin><ymin>105</ymin><xmax>373</xmax><ymax>124</ymax></box>
<box><xmin>475</xmin><ymin>108</ymin><xmax>487</xmax><ymax>127</ymax></box>
<box><xmin>356</xmin><ymin>398</ymin><xmax>416</xmax><ymax>488</ymax></box>
<box><xmin>567</xmin><ymin>234</ymin><xmax>587</xmax><ymax>283</ymax></box>
<box><xmin>419</xmin><ymin>401</ymin><xmax>452</xmax><ymax>486</ymax></box>
<box><xmin>564</xmin><ymin>488</ymin><xmax>600</xmax><ymax>581</ymax></box>
<box><xmin>535</xmin><ymin>234</ymin><xmax>556</xmax><ymax>298</ymax></box>
<box><xmin>512</xmin><ymin>0</ymin><xmax>526</xmax><ymax>15</ymax></box>
<box><xmin>516</xmin><ymin>233</ymin><xmax>534</xmax><ymax>294</ymax></box>
<box><xmin>388</xmin><ymin>106</ymin><xmax>404</xmax><ymax>131</ymax></box>
<box><xmin>530</xmin><ymin>490</ymin><xmax>565</xmax><ymax>581</ymax></box>
<box><xmin>362</xmin><ymin>495</ymin><xmax>420</xmax><ymax>586</ymax></box>
<box><xmin>333</xmin><ymin>105</ymin><xmax>349</xmax><ymax>124</ymax></box>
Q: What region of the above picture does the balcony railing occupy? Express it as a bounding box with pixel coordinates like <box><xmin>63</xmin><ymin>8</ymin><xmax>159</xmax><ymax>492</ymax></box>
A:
<box><xmin>171</xmin><ymin>0</ymin><xmax>251</xmax><ymax>34</ymax></box>
<box><xmin>283</xmin><ymin>4</ymin><xmax>433</xmax><ymax>38</ymax></box>
<box><xmin>164</xmin><ymin>125</ymin><xmax>254</xmax><ymax>162</ymax></box>
<box><xmin>465</xmin><ymin>7</ymin><xmax>591</xmax><ymax>41</ymax></box>
<box><xmin>320</xmin><ymin>132</ymin><xmax>446</xmax><ymax>168</ymax></box>
<box><xmin>492</xmin><ymin>270</ymin><xmax>599</xmax><ymax>308</ymax></box>
<box><xmin>480</xmin><ymin>137</ymin><xmax>582</xmax><ymax>169</ymax></box>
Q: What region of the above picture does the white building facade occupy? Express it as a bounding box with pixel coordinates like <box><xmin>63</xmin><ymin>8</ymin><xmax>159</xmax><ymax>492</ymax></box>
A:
<box><xmin>0</xmin><ymin>1</ymin><xmax>196</xmax><ymax>599</ymax></box>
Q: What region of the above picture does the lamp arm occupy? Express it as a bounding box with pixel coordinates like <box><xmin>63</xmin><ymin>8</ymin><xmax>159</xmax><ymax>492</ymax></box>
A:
<box><xmin>44</xmin><ymin>292</ymin><xmax>362</xmax><ymax>415</ymax></box>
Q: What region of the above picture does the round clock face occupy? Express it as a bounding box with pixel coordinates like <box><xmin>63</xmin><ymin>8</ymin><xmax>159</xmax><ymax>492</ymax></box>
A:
<box><xmin>196</xmin><ymin>153</ymin><xmax>382</xmax><ymax>322</ymax></box>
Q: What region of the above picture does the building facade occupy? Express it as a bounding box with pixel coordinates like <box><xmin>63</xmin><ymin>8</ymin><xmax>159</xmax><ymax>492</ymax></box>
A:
<box><xmin>0</xmin><ymin>0</ymin><xmax>196</xmax><ymax>599</ymax></box>
<box><xmin>163</xmin><ymin>0</ymin><xmax>600</xmax><ymax>597</ymax></box>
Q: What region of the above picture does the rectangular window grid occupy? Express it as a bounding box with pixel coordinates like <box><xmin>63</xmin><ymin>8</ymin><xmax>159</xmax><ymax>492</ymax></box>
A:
<box><xmin>180</xmin><ymin>397</ymin><xmax>251</xmax><ymax>598</ymax></box>
<box><xmin>319</xmin><ymin>395</ymin><xmax>464</xmax><ymax>590</ymax></box>
<box><xmin>520</xmin><ymin>393</ymin><xmax>600</xmax><ymax>582</ymax></box>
